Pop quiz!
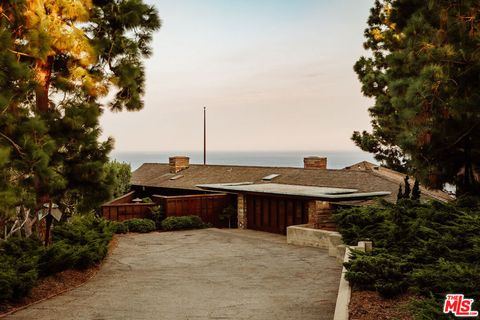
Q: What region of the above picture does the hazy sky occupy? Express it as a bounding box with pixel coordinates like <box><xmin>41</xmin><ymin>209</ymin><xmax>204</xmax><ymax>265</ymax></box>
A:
<box><xmin>100</xmin><ymin>0</ymin><xmax>376</xmax><ymax>152</ymax></box>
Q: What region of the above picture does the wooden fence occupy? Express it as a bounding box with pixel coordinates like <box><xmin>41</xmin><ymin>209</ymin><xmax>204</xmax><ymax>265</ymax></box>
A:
<box><xmin>101</xmin><ymin>203</ymin><xmax>157</xmax><ymax>221</ymax></box>
<box><xmin>100</xmin><ymin>192</ymin><xmax>233</xmax><ymax>227</ymax></box>
<box><xmin>152</xmin><ymin>193</ymin><xmax>232</xmax><ymax>227</ymax></box>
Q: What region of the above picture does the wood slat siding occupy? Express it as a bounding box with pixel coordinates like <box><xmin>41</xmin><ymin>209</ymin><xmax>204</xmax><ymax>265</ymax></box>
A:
<box><xmin>101</xmin><ymin>192</ymin><xmax>232</xmax><ymax>227</ymax></box>
<box><xmin>246</xmin><ymin>195</ymin><xmax>309</xmax><ymax>235</ymax></box>
<box><xmin>100</xmin><ymin>203</ymin><xmax>157</xmax><ymax>221</ymax></box>
<box><xmin>152</xmin><ymin>193</ymin><xmax>231</xmax><ymax>227</ymax></box>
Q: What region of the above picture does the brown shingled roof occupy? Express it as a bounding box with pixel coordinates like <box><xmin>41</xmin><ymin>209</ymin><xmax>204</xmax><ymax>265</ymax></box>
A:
<box><xmin>131</xmin><ymin>162</ymin><xmax>449</xmax><ymax>203</ymax></box>
<box><xmin>345</xmin><ymin>161</ymin><xmax>453</xmax><ymax>202</ymax></box>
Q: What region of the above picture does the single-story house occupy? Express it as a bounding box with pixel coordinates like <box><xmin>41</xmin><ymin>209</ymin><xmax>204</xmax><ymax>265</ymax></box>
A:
<box><xmin>101</xmin><ymin>156</ymin><xmax>452</xmax><ymax>234</ymax></box>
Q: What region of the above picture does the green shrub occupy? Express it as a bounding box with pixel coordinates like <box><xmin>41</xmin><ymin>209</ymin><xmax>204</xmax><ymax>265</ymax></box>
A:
<box><xmin>109</xmin><ymin>221</ymin><xmax>128</xmax><ymax>234</ymax></box>
<box><xmin>345</xmin><ymin>250</ymin><xmax>409</xmax><ymax>297</ymax></box>
<box><xmin>161</xmin><ymin>215</ymin><xmax>206</xmax><ymax>231</ymax></box>
<box><xmin>411</xmin><ymin>259</ymin><xmax>480</xmax><ymax>298</ymax></box>
<box><xmin>408</xmin><ymin>296</ymin><xmax>447</xmax><ymax>320</ymax></box>
<box><xmin>148</xmin><ymin>205</ymin><xmax>165</xmax><ymax>229</ymax></box>
<box><xmin>142</xmin><ymin>197</ymin><xmax>153</xmax><ymax>203</ymax></box>
<box><xmin>334</xmin><ymin>199</ymin><xmax>480</xmax><ymax>314</ymax></box>
<box><xmin>52</xmin><ymin>214</ymin><xmax>113</xmax><ymax>245</ymax></box>
<box><xmin>39</xmin><ymin>214</ymin><xmax>113</xmax><ymax>276</ymax></box>
<box><xmin>0</xmin><ymin>215</ymin><xmax>114</xmax><ymax>303</ymax></box>
<box><xmin>0</xmin><ymin>237</ymin><xmax>44</xmax><ymax>302</ymax></box>
<box><xmin>123</xmin><ymin>218</ymin><xmax>156</xmax><ymax>233</ymax></box>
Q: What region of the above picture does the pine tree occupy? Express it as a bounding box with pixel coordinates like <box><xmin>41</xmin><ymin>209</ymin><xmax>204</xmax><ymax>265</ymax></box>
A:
<box><xmin>411</xmin><ymin>179</ymin><xmax>421</xmax><ymax>201</ymax></box>
<box><xmin>353</xmin><ymin>0</ymin><xmax>480</xmax><ymax>196</ymax></box>
<box><xmin>0</xmin><ymin>1</ymin><xmax>160</xmax><ymax>224</ymax></box>
<box><xmin>403</xmin><ymin>176</ymin><xmax>411</xmax><ymax>199</ymax></box>
<box><xmin>396</xmin><ymin>184</ymin><xmax>403</xmax><ymax>203</ymax></box>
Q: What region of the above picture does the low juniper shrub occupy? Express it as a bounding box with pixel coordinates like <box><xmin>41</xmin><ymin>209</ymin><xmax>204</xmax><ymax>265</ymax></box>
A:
<box><xmin>109</xmin><ymin>221</ymin><xmax>128</xmax><ymax>234</ymax></box>
<box><xmin>333</xmin><ymin>199</ymin><xmax>480</xmax><ymax>315</ymax></box>
<box><xmin>123</xmin><ymin>218</ymin><xmax>156</xmax><ymax>233</ymax></box>
<box><xmin>0</xmin><ymin>236</ymin><xmax>44</xmax><ymax>301</ymax></box>
<box><xmin>161</xmin><ymin>215</ymin><xmax>207</xmax><ymax>231</ymax></box>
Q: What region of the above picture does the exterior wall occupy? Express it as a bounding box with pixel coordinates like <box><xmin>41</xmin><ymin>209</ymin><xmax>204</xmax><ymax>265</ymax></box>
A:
<box><xmin>101</xmin><ymin>203</ymin><xmax>157</xmax><ymax>221</ymax></box>
<box><xmin>307</xmin><ymin>200</ymin><xmax>317</xmax><ymax>225</ymax></box>
<box><xmin>315</xmin><ymin>201</ymin><xmax>336</xmax><ymax>230</ymax></box>
<box><xmin>244</xmin><ymin>194</ymin><xmax>309</xmax><ymax>234</ymax></box>
<box><xmin>303</xmin><ymin>156</ymin><xmax>327</xmax><ymax>169</ymax></box>
<box><xmin>101</xmin><ymin>188</ymin><xmax>233</xmax><ymax>227</ymax></box>
<box><xmin>237</xmin><ymin>194</ymin><xmax>247</xmax><ymax>229</ymax></box>
<box><xmin>152</xmin><ymin>193</ymin><xmax>233</xmax><ymax>227</ymax></box>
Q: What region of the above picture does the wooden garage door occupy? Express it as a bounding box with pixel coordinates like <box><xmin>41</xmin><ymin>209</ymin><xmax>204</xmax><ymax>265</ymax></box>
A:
<box><xmin>246</xmin><ymin>195</ymin><xmax>308</xmax><ymax>234</ymax></box>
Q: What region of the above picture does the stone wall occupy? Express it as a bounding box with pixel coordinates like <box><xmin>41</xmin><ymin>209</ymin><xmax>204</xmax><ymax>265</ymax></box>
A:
<box><xmin>307</xmin><ymin>201</ymin><xmax>336</xmax><ymax>230</ymax></box>
<box><xmin>237</xmin><ymin>194</ymin><xmax>247</xmax><ymax>229</ymax></box>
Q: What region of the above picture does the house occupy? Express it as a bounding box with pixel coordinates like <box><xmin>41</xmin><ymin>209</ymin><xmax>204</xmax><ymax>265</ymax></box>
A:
<box><xmin>101</xmin><ymin>156</ymin><xmax>452</xmax><ymax>235</ymax></box>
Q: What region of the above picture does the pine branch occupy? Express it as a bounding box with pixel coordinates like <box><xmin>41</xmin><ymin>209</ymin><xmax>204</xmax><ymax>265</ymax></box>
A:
<box><xmin>0</xmin><ymin>132</ymin><xmax>24</xmax><ymax>155</ymax></box>
<box><xmin>8</xmin><ymin>49</ymin><xmax>32</xmax><ymax>58</ymax></box>
<box><xmin>445</xmin><ymin>122</ymin><xmax>479</xmax><ymax>149</ymax></box>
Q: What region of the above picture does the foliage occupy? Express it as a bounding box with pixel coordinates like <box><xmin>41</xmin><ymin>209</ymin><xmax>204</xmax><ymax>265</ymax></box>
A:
<box><xmin>396</xmin><ymin>176</ymin><xmax>421</xmax><ymax>203</ymax></box>
<box><xmin>109</xmin><ymin>221</ymin><xmax>129</xmax><ymax>234</ymax></box>
<box><xmin>104</xmin><ymin>161</ymin><xmax>131</xmax><ymax>200</ymax></box>
<box><xmin>219</xmin><ymin>205</ymin><xmax>237</xmax><ymax>228</ymax></box>
<box><xmin>353</xmin><ymin>0</ymin><xmax>480</xmax><ymax>195</ymax></box>
<box><xmin>411</xmin><ymin>180</ymin><xmax>421</xmax><ymax>201</ymax></box>
<box><xmin>0</xmin><ymin>1</ymin><xmax>160</xmax><ymax>224</ymax></box>
<box><xmin>409</xmin><ymin>295</ymin><xmax>448</xmax><ymax>320</ymax></box>
<box><xmin>334</xmin><ymin>201</ymin><xmax>480</xmax><ymax>313</ymax></box>
<box><xmin>142</xmin><ymin>197</ymin><xmax>153</xmax><ymax>203</ymax></box>
<box><xmin>123</xmin><ymin>218</ymin><xmax>156</xmax><ymax>233</ymax></box>
<box><xmin>161</xmin><ymin>215</ymin><xmax>207</xmax><ymax>231</ymax></box>
<box><xmin>403</xmin><ymin>176</ymin><xmax>411</xmax><ymax>199</ymax></box>
<box><xmin>148</xmin><ymin>206</ymin><xmax>165</xmax><ymax>230</ymax></box>
<box><xmin>0</xmin><ymin>237</ymin><xmax>44</xmax><ymax>301</ymax></box>
<box><xmin>345</xmin><ymin>251</ymin><xmax>409</xmax><ymax>297</ymax></box>
<box><xmin>0</xmin><ymin>215</ymin><xmax>113</xmax><ymax>303</ymax></box>
<box><xmin>38</xmin><ymin>214</ymin><xmax>113</xmax><ymax>276</ymax></box>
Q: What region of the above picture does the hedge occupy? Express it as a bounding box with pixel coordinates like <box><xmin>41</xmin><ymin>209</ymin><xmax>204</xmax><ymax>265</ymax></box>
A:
<box><xmin>123</xmin><ymin>218</ymin><xmax>156</xmax><ymax>233</ymax></box>
<box><xmin>0</xmin><ymin>214</ymin><xmax>113</xmax><ymax>303</ymax></box>
<box><xmin>161</xmin><ymin>215</ymin><xmax>207</xmax><ymax>231</ymax></box>
<box><xmin>333</xmin><ymin>199</ymin><xmax>480</xmax><ymax>317</ymax></box>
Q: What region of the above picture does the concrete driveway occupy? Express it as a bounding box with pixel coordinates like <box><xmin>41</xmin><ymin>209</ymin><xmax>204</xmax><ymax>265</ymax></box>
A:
<box><xmin>7</xmin><ymin>229</ymin><xmax>341</xmax><ymax>320</ymax></box>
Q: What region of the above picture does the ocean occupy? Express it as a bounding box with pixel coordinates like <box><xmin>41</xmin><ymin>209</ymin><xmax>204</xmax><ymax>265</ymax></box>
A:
<box><xmin>110</xmin><ymin>150</ymin><xmax>377</xmax><ymax>171</ymax></box>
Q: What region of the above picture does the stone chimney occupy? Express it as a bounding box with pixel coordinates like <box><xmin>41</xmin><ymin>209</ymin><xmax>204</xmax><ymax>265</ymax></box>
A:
<box><xmin>304</xmin><ymin>156</ymin><xmax>327</xmax><ymax>170</ymax></box>
<box><xmin>169</xmin><ymin>156</ymin><xmax>190</xmax><ymax>173</ymax></box>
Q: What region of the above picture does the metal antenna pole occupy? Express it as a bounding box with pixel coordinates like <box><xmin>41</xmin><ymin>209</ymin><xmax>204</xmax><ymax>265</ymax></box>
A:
<box><xmin>203</xmin><ymin>107</ymin><xmax>206</xmax><ymax>165</ymax></box>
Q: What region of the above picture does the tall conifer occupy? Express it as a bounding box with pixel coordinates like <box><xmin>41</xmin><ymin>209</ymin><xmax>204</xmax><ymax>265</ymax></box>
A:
<box><xmin>0</xmin><ymin>1</ymin><xmax>160</xmax><ymax>222</ymax></box>
<box><xmin>353</xmin><ymin>0</ymin><xmax>480</xmax><ymax>196</ymax></box>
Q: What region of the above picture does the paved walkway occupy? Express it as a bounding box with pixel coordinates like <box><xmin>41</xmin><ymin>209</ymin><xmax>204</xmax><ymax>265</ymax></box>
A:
<box><xmin>7</xmin><ymin>229</ymin><xmax>341</xmax><ymax>320</ymax></box>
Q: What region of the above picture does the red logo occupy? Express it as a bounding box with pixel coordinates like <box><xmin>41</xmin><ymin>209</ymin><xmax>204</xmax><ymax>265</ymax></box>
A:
<box><xmin>444</xmin><ymin>294</ymin><xmax>478</xmax><ymax>317</ymax></box>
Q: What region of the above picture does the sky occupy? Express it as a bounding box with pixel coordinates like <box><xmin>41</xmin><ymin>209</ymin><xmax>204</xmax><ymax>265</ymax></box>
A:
<box><xmin>99</xmin><ymin>0</ymin><xmax>376</xmax><ymax>152</ymax></box>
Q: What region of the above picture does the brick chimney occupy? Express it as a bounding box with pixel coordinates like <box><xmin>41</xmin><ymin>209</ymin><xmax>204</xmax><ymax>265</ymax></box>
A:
<box><xmin>169</xmin><ymin>156</ymin><xmax>190</xmax><ymax>173</ymax></box>
<box><xmin>304</xmin><ymin>156</ymin><xmax>327</xmax><ymax>169</ymax></box>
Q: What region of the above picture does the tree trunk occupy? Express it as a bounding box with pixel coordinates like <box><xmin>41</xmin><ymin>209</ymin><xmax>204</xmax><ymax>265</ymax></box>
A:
<box><xmin>33</xmin><ymin>53</ymin><xmax>52</xmax><ymax>239</ymax></box>
<box><xmin>34</xmin><ymin>57</ymin><xmax>53</xmax><ymax>112</ymax></box>
<box><xmin>44</xmin><ymin>201</ymin><xmax>53</xmax><ymax>246</ymax></box>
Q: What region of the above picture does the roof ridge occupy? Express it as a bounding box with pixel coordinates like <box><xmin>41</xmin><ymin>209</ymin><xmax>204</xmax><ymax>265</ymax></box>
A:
<box><xmin>138</xmin><ymin>162</ymin><xmax>375</xmax><ymax>173</ymax></box>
